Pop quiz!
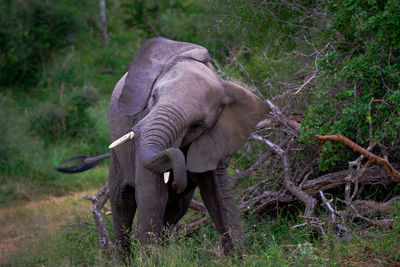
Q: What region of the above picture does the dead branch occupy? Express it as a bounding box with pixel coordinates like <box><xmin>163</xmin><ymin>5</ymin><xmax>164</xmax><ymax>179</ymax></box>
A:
<box><xmin>239</xmin><ymin>190</ymin><xmax>284</xmax><ymax>211</ymax></box>
<box><xmin>255</xmin><ymin>118</ymin><xmax>279</xmax><ymax>129</ymax></box>
<box><xmin>336</xmin><ymin>198</ymin><xmax>394</xmax><ymax>229</ymax></box>
<box><xmin>247</xmin><ymin>191</ymin><xmax>293</xmax><ymax>215</ymax></box>
<box><xmin>301</xmin><ymin>164</ymin><xmax>398</xmax><ymax>195</ymax></box>
<box><xmin>176</xmin><ymin>216</ymin><xmax>208</xmax><ymax>236</ymax></box>
<box><xmin>231</xmin><ymin>151</ymin><xmax>273</xmax><ymax>188</ymax></box>
<box><xmin>239</xmin><ymin>178</ymin><xmax>272</xmax><ymax>200</ymax></box>
<box><xmin>352</xmin><ymin>196</ymin><xmax>400</xmax><ymax>217</ymax></box>
<box><xmin>251</xmin><ymin>134</ymin><xmax>316</xmax><ymax>217</ymax></box>
<box><xmin>292</xmin><ymin>216</ymin><xmax>327</xmax><ymax>238</ymax></box>
<box><xmin>319</xmin><ymin>191</ymin><xmax>336</xmax><ymax>221</ymax></box>
<box><xmin>236</xmin><ymin>162</ymin><xmax>399</xmax><ymax>217</ymax></box>
<box><xmin>189</xmin><ymin>200</ymin><xmax>207</xmax><ymax>215</ymax></box>
<box><xmin>311</xmin><ymin>134</ymin><xmax>400</xmax><ymax>182</ymax></box>
<box><xmin>198</xmin><ymin>248</ymin><xmax>221</xmax><ymax>258</ymax></box>
<box><xmin>264</xmin><ymin>99</ymin><xmax>301</xmax><ymax>135</ymax></box>
<box><xmin>250</xmin><ymin>134</ymin><xmax>285</xmax><ymax>155</ymax></box>
<box><xmin>84</xmin><ymin>182</ymin><xmax>112</xmax><ymax>251</ymax></box>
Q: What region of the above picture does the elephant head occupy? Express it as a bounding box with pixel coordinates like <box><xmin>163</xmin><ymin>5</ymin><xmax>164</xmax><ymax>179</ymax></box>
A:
<box><xmin>113</xmin><ymin>37</ymin><xmax>266</xmax><ymax>193</ymax></box>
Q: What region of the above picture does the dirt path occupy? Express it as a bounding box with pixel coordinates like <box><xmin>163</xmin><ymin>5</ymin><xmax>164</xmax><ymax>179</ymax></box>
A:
<box><xmin>0</xmin><ymin>190</ymin><xmax>97</xmax><ymax>263</ymax></box>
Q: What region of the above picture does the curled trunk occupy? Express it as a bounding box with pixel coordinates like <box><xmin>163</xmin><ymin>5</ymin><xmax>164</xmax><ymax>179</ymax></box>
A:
<box><xmin>138</xmin><ymin>105</ymin><xmax>188</xmax><ymax>193</ymax></box>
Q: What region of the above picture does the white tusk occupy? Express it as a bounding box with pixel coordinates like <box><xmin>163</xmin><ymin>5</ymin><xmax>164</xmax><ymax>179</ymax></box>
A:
<box><xmin>163</xmin><ymin>172</ymin><xmax>170</xmax><ymax>184</ymax></box>
<box><xmin>109</xmin><ymin>131</ymin><xmax>135</xmax><ymax>149</ymax></box>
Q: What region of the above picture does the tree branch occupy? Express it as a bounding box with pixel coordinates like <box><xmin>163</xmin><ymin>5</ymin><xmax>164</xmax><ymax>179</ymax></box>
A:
<box><xmin>85</xmin><ymin>182</ymin><xmax>112</xmax><ymax>251</ymax></box>
<box><xmin>311</xmin><ymin>134</ymin><xmax>400</xmax><ymax>182</ymax></box>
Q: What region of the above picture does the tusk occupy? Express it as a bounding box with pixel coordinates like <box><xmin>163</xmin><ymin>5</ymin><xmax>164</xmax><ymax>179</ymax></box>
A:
<box><xmin>163</xmin><ymin>171</ymin><xmax>170</xmax><ymax>184</ymax></box>
<box><xmin>109</xmin><ymin>131</ymin><xmax>135</xmax><ymax>149</ymax></box>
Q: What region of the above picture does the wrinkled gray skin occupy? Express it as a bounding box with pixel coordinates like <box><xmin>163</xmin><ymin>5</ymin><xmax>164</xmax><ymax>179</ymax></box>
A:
<box><xmin>107</xmin><ymin>38</ymin><xmax>266</xmax><ymax>255</ymax></box>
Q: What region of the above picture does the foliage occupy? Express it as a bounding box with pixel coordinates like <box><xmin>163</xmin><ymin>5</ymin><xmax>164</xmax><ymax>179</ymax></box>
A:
<box><xmin>210</xmin><ymin>0</ymin><xmax>322</xmax><ymax>95</ymax></box>
<box><xmin>0</xmin><ymin>0</ymin><xmax>85</xmax><ymax>89</ymax></box>
<box><xmin>215</xmin><ymin>0</ymin><xmax>317</xmax><ymax>50</ymax></box>
<box><xmin>301</xmin><ymin>0</ymin><xmax>400</xmax><ymax>169</ymax></box>
<box><xmin>119</xmin><ymin>0</ymin><xmax>230</xmax><ymax>59</ymax></box>
<box><xmin>29</xmin><ymin>86</ymin><xmax>99</xmax><ymax>141</ymax></box>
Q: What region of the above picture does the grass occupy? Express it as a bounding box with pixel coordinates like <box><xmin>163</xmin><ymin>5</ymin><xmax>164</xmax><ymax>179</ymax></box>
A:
<box><xmin>1</xmin><ymin>188</ymin><xmax>399</xmax><ymax>266</ymax></box>
<box><xmin>0</xmin><ymin>189</ymin><xmax>97</xmax><ymax>263</ymax></box>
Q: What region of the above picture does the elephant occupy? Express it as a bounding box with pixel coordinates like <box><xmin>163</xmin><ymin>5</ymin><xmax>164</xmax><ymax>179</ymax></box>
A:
<box><xmin>57</xmin><ymin>37</ymin><xmax>266</xmax><ymax>256</ymax></box>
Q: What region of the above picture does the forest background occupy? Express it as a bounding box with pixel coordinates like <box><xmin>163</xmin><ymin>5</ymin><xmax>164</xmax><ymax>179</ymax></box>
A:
<box><xmin>0</xmin><ymin>0</ymin><xmax>399</xmax><ymax>265</ymax></box>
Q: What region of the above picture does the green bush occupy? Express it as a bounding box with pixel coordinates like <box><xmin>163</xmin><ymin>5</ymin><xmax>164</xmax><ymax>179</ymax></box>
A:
<box><xmin>29</xmin><ymin>86</ymin><xmax>99</xmax><ymax>141</ymax></box>
<box><xmin>0</xmin><ymin>108</ymin><xmax>25</xmax><ymax>176</ymax></box>
<box><xmin>0</xmin><ymin>0</ymin><xmax>82</xmax><ymax>89</ymax></box>
<box><xmin>301</xmin><ymin>0</ymin><xmax>400</xmax><ymax>169</ymax></box>
<box><xmin>119</xmin><ymin>0</ymin><xmax>229</xmax><ymax>60</ymax></box>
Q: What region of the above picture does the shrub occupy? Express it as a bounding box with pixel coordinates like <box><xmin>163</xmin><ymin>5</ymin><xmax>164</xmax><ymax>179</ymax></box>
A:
<box><xmin>0</xmin><ymin>0</ymin><xmax>81</xmax><ymax>89</ymax></box>
<box><xmin>30</xmin><ymin>86</ymin><xmax>99</xmax><ymax>141</ymax></box>
<box><xmin>301</xmin><ymin>0</ymin><xmax>400</xmax><ymax>169</ymax></box>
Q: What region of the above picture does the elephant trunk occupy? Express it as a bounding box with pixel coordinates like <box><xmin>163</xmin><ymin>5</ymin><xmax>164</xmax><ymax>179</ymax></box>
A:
<box><xmin>138</xmin><ymin>105</ymin><xmax>187</xmax><ymax>193</ymax></box>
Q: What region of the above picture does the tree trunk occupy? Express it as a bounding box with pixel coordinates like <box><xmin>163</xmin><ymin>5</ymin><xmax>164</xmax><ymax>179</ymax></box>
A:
<box><xmin>99</xmin><ymin>0</ymin><xmax>108</xmax><ymax>44</ymax></box>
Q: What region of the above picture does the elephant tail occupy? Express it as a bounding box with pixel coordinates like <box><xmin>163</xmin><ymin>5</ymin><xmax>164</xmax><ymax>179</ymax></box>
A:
<box><xmin>55</xmin><ymin>154</ymin><xmax>111</xmax><ymax>173</ymax></box>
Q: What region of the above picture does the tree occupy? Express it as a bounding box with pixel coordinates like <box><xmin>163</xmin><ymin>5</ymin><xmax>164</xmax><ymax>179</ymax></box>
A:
<box><xmin>99</xmin><ymin>0</ymin><xmax>108</xmax><ymax>44</ymax></box>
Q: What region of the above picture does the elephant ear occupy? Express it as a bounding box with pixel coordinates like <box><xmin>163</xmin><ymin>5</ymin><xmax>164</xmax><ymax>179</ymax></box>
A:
<box><xmin>187</xmin><ymin>81</ymin><xmax>266</xmax><ymax>173</ymax></box>
<box><xmin>118</xmin><ymin>37</ymin><xmax>211</xmax><ymax>116</ymax></box>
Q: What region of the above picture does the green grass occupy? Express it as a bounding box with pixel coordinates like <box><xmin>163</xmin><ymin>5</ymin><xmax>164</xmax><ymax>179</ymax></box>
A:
<box><xmin>3</xmin><ymin>196</ymin><xmax>399</xmax><ymax>266</ymax></box>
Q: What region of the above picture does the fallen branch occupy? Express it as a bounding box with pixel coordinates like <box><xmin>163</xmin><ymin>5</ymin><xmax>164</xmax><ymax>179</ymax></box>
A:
<box><xmin>265</xmin><ymin>99</ymin><xmax>301</xmax><ymax>134</ymax></box>
<box><xmin>84</xmin><ymin>182</ymin><xmax>112</xmax><ymax>251</ymax></box>
<box><xmin>292</xmin><ymin>216</ymin><xmax>327</xmax><ymax>238</ymax></box>
<box><xmin>336</xmin><ymin>198</ymin><xmax>394</xmax><ymax>229</ymax></box>
<box><xmin>352</xmin><ymin>196</ymin><xmax>400</xmax><ymax>217</ymax></box>
<box><xmin>319</xmin><ymin>191</ymin><xmax>336</xmax><ymax>221</ymax></box>
<box><xmin>189</xmin><ymin>200</ymin><xmax>207</xmax><ymax>215</ymax></box>
<box><xmin>311</xmin><ymin>134</ymin><xmax>400</xmax><ymax>182</ymax></box>
<box><xmin>198</xmin><ymin>248</ymin><xmax>221</xmax><ymax>258</ymax></box>
<box><xmin>301</xmin><ymin>163</ymin><xmax>398</xmax><ymax>195</ymax></box>
<box><xmin>231</xmin><ymin>151</ymin><xmax>273</xmax><ymax>188</ymax></box>
<box><xmin>251</xmin><ymin>134</ymin><xmax>316</xmax><ymax>217</ymax></box>
<box><xmin>236</xmin><ymin>162</ymin><xmax>399</xmax><ymax>217</ymax></box>
<box><xmin>177</xmin><ymin>216</ymin><xmax>208</xmax><ymax>235</ymax></box>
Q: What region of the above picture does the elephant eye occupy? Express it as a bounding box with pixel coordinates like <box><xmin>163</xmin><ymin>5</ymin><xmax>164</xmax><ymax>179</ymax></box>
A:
<box><xmin>150</xmin><ymin>90</ymin><xmax>158</xmax><ymax>105</ymax></box>
<box><xmin>191</xmin><ymin>121</ymin><xmax>203</xmax><ymax>129</ymax></box>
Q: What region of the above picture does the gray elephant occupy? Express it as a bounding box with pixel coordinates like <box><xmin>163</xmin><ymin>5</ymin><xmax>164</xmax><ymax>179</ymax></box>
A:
<box><xmin>58</xmin><ymin>37</ymin><xmax>266</xmax><ymax>255</ymax></box>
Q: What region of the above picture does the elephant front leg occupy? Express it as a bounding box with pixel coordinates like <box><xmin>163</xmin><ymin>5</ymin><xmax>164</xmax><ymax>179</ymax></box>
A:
<box><xmin>191</xmin><ymin>160</ymin><xmax>246</xmax><ymax>254</ymax></box>
<box><xmin>135</xmin><ymin>164</ymin><xmax>169</xmax><ymax>245</ymax></box>
<box><xmin>110</xmin><ymin>185</ymin><xmax>136</xmax><ymax>255</ymax></box>
<box><xmin>109</xmin><ymin>156</ymin><xmax>136</xmax><ymax>255</ymax></box>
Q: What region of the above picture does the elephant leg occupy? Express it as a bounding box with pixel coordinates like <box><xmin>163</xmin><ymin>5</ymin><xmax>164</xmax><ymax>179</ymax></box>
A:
<box><xmin>163</xmin><ymin>178</ymin><xmax>196</xmax><ymax>226</ymax></box>
<box><xmin>109</xmin><ymin>152</ymin><xmax>136</xmax><ymax>254</ymax></box>
<box><xmin>134</xmin><ymin>163</ymin><xmax>169</xmax><ymax>245</ymax></box>
<box><xmin>190</xmin><ymin>160</ymin><xmax>246</xmax><ymax>254</ymax></box>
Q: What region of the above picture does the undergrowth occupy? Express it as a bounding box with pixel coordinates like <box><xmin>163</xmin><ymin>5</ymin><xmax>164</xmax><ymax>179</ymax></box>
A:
<box><xmin>4</xmin><ymin>197</ymin><xmax>400</xmax><ymax>266</ymax></box>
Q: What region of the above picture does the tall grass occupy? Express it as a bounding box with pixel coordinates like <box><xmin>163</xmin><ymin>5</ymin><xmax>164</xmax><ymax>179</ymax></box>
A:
<box><xmin>4</xmin><ymin>199</ymin><xmax>399</xmax><ymax>266</ymax></box>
